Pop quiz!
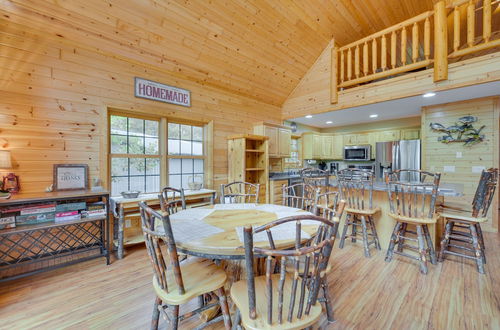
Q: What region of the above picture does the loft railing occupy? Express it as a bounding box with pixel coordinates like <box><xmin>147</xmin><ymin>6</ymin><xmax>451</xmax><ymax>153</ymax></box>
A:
<box><xmin>337</xmin><ymin>11</ymin><xmax>434</xmax><ymax>89</ymax></box>
<box><xmin>330</xmin><ymin>0</ymin><xmax>499</xmax><ymax>104</ymax></box>
<box><xmin>448</xmin><ymin>0</ymin><xmax>500</xmax><ymax>58</ymax></box>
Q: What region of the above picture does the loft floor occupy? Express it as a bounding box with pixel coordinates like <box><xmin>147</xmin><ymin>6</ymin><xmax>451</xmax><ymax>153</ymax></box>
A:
<box><xmin>1</xmin><ymin>232</ymin><xmax>499</xmax><ymax>329</ymax></box>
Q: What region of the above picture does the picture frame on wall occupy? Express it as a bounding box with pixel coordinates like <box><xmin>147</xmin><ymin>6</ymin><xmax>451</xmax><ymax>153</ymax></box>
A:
<box><xmin>53</xmin><ymin>164</ymin><xmax>89</xmax><ymax>191</ymax></box>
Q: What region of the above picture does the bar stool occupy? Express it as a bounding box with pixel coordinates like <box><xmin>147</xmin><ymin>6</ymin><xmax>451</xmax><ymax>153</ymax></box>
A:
<box><xmin>337</xmin><ymin>169</ymin><xmax>381</xmax><ymax>258</ymax></box>
<box><xmin>300</xmin><ymin>167</ymin><xmax>330</xmax><ymax>193</ymax></box>
<box><xmin>385</xmin><ymin>170</ymin><xmax>441</xmax><ymax>275</ymax></box>
<box><xmin>438</xmin><ymin>168</ymin><xmax>498</xmax><ymax>274</ymax></box>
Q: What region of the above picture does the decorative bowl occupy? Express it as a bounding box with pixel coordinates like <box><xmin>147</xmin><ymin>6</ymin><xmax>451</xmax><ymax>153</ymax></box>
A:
<box><xmin>121</xmin><ymin>191</ymin><xmax>141</xmax><ymax>199</ymax></box>
<box><xmin>188</xmin><ymin>182</ymin><xmax>203</xmax><ymax>190</ymax></box>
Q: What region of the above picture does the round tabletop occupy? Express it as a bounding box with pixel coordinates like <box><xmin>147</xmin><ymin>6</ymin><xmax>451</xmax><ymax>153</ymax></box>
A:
<box><xmin>168</xmin><ymin>203</ymin><xmax>315</xmax><ymax>260</ymax></box>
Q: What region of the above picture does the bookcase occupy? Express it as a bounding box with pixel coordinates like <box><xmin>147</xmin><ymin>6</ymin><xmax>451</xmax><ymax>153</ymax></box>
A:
<box><xmin>227</xmin><ymin>134</ymin><xmax>269</xmax><ymax>203</ymax></box>
<box><xmin>0</xmin><ymin>191</ymin><xmax>110</xmax><ymax>282</ymax></box>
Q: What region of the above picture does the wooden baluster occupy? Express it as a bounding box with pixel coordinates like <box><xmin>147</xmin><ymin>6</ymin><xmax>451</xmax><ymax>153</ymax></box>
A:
<box><xmin>347</xmin><ymin>48</ymin><xmax>352</xmax><ymax>81</ymax></box>
<box><xmin>424</xmin><ymin>17</ymin><xmax>431</xmax><ymax>60</ymax></box>
<box><xmin>340</xmin><ymin>50</ymin><xmax>345</xmax><ymax>83</ymax></box>
<box><xmin>372</xmin><ymin>38</ymin><xmax>377</xmax><ymax>73</ymax></box>
<box><xmin>401</xmin><ymin>27</ymin><xmax>407</xmax><ymax>65</ymax></box>
<box><xmin>434</xmin><ymin>0</ymin><xmax>448</xmax><ymax>82</ymax></box>
<box><xmin>412</xmin><ymin>22</ymin><xmax>419</xmax><ymax>63</ymax></box>
<box><xmin>483</xmin><ymin>0</ymin><xmax>491</xmax><ymax>42</ymax></box>
<box><xmin>453</xmin><ymin>6</ymin><xmax>460</xmax><ymax>52</ymax></box>
<box><xmin>467</xmin><ymin>0</ymin><xmax>475</xmax><ymax>47</ymax></box>
<box><xmin>331</xmin><ymin>45</ymin><xmax>338</xmax><ymax>104</ymax></box>
<box><xmin>381</xmin><ymin>34</ymin><xmax>387</xmax><ymax>70</ymax></box>
<box><xmin>391</xmin><ymin>30</ymin><xmax>397</xmax><ymax>69</ymax></box>
<box><xmin>363</xmin><ymin>42</ymin><xmax>368</xmax><ymax>76</ymax></box>
<box><xmin>354</xmin><ymin>45</ymin><xmax>360</xmax><ymax>78</ymax></box>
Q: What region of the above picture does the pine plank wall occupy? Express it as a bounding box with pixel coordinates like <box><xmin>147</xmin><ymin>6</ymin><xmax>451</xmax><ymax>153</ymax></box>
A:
<box><xmin>0</xmin><ymin>18</ymin><xmax>281</xmax><ymax>193</ymax></box>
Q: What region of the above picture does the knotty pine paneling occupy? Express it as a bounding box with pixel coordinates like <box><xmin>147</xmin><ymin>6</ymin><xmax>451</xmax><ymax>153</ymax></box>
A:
<box><xmin>422</xmin><ymin>96</ymin><xmax>500</xmax><ymax>232</ymax></box>
<box><xmin>0</xmin><ymin>18</ymin><xmax>281</xmax><ymax>194</ymax></box>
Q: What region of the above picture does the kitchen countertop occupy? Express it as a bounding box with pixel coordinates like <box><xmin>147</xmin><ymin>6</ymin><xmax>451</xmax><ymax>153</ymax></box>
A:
<box><xmin>269</xmin><ymin>175</ymin><xmax>463</xmax><ymax>197</ymax></box>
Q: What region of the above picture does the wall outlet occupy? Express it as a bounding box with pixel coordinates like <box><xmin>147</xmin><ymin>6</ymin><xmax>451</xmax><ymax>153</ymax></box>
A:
<box><xmin>456</xmin><ymin>152</ymin><xmax>462</xmax><ymax>158</ymax></box>
<box><xmin>443</xmin><ymin>165</ymin><xmax>455</xmax><ymax>173</ymax></box>
<box><xmin>472</xmin><ymin>166</ymin><xmax>485</xmax><ymax>173</ymax></box>
<box><xmin>125</xmin><ymin>219</ymin><xmax>132</xmax><ymax>228</ymax></box>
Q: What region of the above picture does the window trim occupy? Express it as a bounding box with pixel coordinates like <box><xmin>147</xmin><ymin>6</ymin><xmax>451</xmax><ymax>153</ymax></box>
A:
<box><xmin>108</xmin><ymin>110</ymin><xmax>210</xmax><ymax>196</ymax></box>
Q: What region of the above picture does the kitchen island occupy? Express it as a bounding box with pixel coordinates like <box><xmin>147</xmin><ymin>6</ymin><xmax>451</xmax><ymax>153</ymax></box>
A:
<box><xmin>269</xmin><ymin>173</ymin><xmax>463</xmax><ymax>249</ymax></box>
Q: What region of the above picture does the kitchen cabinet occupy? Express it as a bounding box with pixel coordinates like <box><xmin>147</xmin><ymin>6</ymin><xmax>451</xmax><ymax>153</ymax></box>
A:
<box><xmin>401</xmin><ymin>128</ymin><xmax>420</xmax><ymax>140</ymax></box>
<box><xmin>302</xmin><ymin>133</ymin><xmax>324</xmax><ymax>159</ymax></box>
<box><xmin>343</xmin><ymin>134</ymin><xmax>357</xmax><ymax>145</ymax></box>
<box><xmin>322</xmin><ymin>135</ymin><xmax>333</xmax><ymax>159</ymax></box>
<box><xmin>313</xmin><ymin>134</ymin><xmax>322</xmax><ymax>159</ymax></box>
<box><xmin>377</xmin><ymin>130</ymin><xmax>401</xmax><ymax>142</ymax></box>
<box><xmin>253</xmin><ymin>123</ymin><xmax>291</xmax><ymax>158</ymax></box>
<box><xmin>343</xmin><ymin>133</ymin><xmax>370</xmax><ymax>145</ymax></box>
<box><xmin>332</xmin><ymin>135</ymin><xmax>343</xmax><ymax>159</ymax></box>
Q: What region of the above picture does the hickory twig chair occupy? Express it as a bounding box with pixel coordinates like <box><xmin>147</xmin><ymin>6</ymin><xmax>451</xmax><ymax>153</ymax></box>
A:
<box><xmin>139</xmin><ymin>202</ymin><xmax>231</xmax><ymax>330</ymax></box>
<box><xmin>220</xmin><ymin>181</ymin><xmax>260</xmax><ymax>204</ymax></box>
<box><xmin>300</xmin><ymin>168</ymin><xmax>330</xmax><ymax>191</ymax></box>
<box><xmin>337</xmin><ymin>169</ymin><xmax>381</xmax><ymax>257</ymax></box>
<box><xmin>282</xmin><ymin>183</ymin><xmax>317</xmax><ymax>212</ymax></box>
<box><xmin>159</xmin><ymin>187</ymin><xmax>186</xmax><ymax>215</ymax></box>
<box><xmin>385</xmin><ymin>170</ymin><xmax>441</xmax><ymax>275</ymax></box>
<box><xmin>230</xmin><ymin>215</ymin><xmax>337</xmax><ymax>329</ymax></box>
<box><xmin>438</xmin><ymin>168</ymin><xmax>498</xmax><ymax>274</ymax></box>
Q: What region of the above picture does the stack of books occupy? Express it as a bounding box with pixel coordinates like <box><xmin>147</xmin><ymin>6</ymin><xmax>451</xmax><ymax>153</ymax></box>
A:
<box><xmin>14</xmin><ymin>203</ymin><xmax>56</xmax><ymax>226</ymax></box>
<box><xmin>55</xmin><ymin>202</ymin><xmax>86</xmax><ymax>222</ymax></box>
<box><xmin>81</xmin><ymin>202</ymin><xmax>106</xmax><ymax>218</ymax></box>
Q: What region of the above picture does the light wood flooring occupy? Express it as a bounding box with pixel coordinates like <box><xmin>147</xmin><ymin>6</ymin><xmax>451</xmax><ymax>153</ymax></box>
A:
<box><xmin>1</xmin><ymin>232</ymin><xmax>499</xmax><ymax>329</ymax></box>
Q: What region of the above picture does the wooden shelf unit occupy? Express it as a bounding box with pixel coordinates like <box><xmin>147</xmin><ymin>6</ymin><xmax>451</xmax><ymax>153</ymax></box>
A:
<box><xmin>227</xmin><ymin>134</ymin><xmax>269</xmax><ymax>203</ymax></box>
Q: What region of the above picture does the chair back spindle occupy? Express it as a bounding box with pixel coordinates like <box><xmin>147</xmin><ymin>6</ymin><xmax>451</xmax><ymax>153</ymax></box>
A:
<box><xmin>243</xmin><ymin>215</ymin><xmax>336</xmax><ymax>326</ymax></box>
<box><xmin>139</xmin><ymin>202</ymin><xmax>185</xmax><ymax>295</ymax></box>
<box><xmin>282</xmin><ymin>183</ymin><xmax>317</xmax><ymax>212</ymax></box>
<box><xmin>472</xmin><ymin>168</ymin><xmax>498</xmax><ymax>218</ymax></box>
<box><xmin>159</xmin><ymin>186</ymin><xmax>186</xmax><ymax>215</ymax></box>
<box><xmin>386</xmin><ymin>170</ymin><xmax>441</xmax><ymax>220</ymax></box>
<box><xmin>220</xmin><ymin>181</ymin><xmax>260</xmax><ymax>204</ymax></box>
<box><xmin>337</xmin><ymin>169</ymin><xmax>375</xmax><ymax>211</ymax></box>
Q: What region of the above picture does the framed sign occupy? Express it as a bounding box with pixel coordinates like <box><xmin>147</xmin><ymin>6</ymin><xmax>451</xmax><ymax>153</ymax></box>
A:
<box><xmin>53</xmin><ymin>164</ymin><xmax>89</xmax><ymax>191</ymax></box>
<box><xmin>135</xmin><ymin>77</ymin><xmax>191</xmax><ymax>107</ymax></box>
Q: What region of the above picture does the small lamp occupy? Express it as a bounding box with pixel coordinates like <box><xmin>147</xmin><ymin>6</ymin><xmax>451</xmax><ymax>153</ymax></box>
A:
<box><xmin>0</xmin><ymin>151</ymin><xmax>20</xmax><ymax>193</ymax></box>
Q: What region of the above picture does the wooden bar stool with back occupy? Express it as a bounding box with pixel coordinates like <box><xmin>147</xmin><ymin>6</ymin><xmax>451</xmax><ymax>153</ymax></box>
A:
<box><xmin>385</xmin><ymin>170</ymin><xmax>441</xmax><ymax>275</ymax></box>
<box><xmin>337</xmin><ymin>169</ymin><xmax>381</xmax><ymax>258</ymax></box>
<box><xmin>438</xmin><ymin>168</ymin><xmax>498</xmax><ymax>274</ymax></box>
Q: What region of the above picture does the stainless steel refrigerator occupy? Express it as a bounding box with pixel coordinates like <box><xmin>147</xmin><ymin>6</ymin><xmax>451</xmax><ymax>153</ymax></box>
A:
<box><xmin>375</xmin><ymin>139</ymin><xmax>421</xmax><ymax>181</ymax></box>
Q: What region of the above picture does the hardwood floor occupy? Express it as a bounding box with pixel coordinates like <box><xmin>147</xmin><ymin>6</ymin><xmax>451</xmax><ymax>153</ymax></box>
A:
<box><xmin>1</xmin><ymin>232</ymin><xmax>499</xmax><ymax>329</ymax></box>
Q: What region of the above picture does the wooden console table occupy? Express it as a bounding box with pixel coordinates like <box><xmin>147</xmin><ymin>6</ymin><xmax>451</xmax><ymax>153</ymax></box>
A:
<box><xmin>0</xmin><ymin>191</ymin><xmax>110</xmax><ymax>282</ymax></box>
<box><xmin>110</xmin><ymin>189</ymin><xmax>216</xmax><ymax>259</ymax></box>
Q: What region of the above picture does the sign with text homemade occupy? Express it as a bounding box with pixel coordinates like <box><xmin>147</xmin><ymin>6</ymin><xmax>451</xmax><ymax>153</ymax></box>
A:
<box><xmin>135</xmin><ymin>77</ymin><xmax>191</xmax><ymax>107</ymax></box>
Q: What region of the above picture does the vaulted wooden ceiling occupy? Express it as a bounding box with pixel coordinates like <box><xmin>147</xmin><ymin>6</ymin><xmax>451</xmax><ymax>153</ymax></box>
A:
<box><xmin>1</xmin><ymin>0</ymin><xmax>435</xmax><ymax>106</ymax></box>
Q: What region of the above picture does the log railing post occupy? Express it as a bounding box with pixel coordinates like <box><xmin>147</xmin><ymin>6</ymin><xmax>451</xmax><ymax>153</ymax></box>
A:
<box><xmin>330</xmin><ymin>43</ymin><xmax>338</xmax><ymax>104</ymax></box>
<box><xmin>434</xmin><ymin>0</ymin><xmax>448</xmax><ymax>82</ymax></box>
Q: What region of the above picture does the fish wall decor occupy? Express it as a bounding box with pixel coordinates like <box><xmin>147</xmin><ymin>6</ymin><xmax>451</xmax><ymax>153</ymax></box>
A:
<box><xmin>429</xmin><ymin>116</ymin><xmax>485</xmax><ymax>146</ymax></box>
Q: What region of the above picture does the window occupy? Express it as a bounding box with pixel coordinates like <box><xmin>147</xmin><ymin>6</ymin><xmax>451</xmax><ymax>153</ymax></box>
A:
<box><xmin>167</xmin><ymin>123</ymin><xmax>204</xmax><ymax>190</ymax></box>
<box><xmin>110</xmin><ymin>116</ymin><xmax>161</xmax><ymax>196</ymax></box>
<box><xmin>109</xmin><ymin>114</ymin><xmax>206</xmax><ymax>196</ymax></box>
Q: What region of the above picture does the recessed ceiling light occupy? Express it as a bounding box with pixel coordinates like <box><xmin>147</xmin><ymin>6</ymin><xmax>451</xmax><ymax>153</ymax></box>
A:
<box><xmin>369</xmin><ymin>114</ymin><xmax>378</xmax><ymax>118</ymax></box>
<box><xmin>326</xmin><ymin>121</ymin><xmax>333</xmax><ymax>124</ymax></box>
<box><xmin>305</xmin><ymin>115</ymin><xmax>313</xmax><ymax>118</ymax></box>
<box><xmin>423</xmin><ymin>92</ymin><xmax>436</xmax><ymax>98</ymax></box>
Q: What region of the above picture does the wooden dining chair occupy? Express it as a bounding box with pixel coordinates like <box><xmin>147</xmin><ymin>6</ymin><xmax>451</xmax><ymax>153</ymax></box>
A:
<box><xmin>385</xmin><ymin>170</ymin><xmax>441</xmax><ymax>275</ymax></box>
<box><xmin>438</xmin><ymin>168</ymin><xmax>498</xmax><ymax>274</ymax></box>
<box><xmin>300</xmin><ymin>168</ymin><xmax>330</xmax><ymax>192</ymax></box>
<box><xmin>220</xmin><ymin>181</ymin><xmax>260</xmax><ymax>204</ymax></box>
<box><xmin>139</xmin><ymin>202</ymin><xmax>231</xmax><ymax>330</ymax></box>
<box><xmin>282</xmin><ymin>183</ymin><xmax>317</xmax><ymax>212</ymax></box>
<box><xmin>337</xmin><ymin>169</ymin><xmax>381</xmax><ymax>258</ymax></box>
<box><xmin>159</xmin><ymin>186</ymin><xmax>186</xmax><ymax>215</ymax></box>
<box><xmin>230</xmin><ymin>215</ymin><xmax>337</xmax><ymax>329</ymax></box>
<box><xmin>315</xmin><ymin>191</ymin><xmax>346</xmax><ymax>238</ymax></box>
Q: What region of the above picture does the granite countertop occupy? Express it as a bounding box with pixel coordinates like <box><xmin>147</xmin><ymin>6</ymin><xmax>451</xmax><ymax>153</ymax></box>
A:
<box><xmin>269</xmin><ymin>174</ymin><xmax>463</xmax><ymax>197</ymax></box>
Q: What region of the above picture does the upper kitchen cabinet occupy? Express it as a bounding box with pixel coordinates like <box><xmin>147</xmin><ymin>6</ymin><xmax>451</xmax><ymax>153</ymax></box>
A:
<box><xmin>332</xmin><ymin>135</ymin><xmax>343</xmax><ymax>159</ymax></box>
<box><xmin>400</xmin><ymin>128</ymin><xmax>420</xmax><ymax>140</ymax></box>
<box><xmin>322</xmin><ymin>135</ymin><xmax>333</xmax><ymax>159</ymax></box>
<box><xmin>377</xmin><ymin>129</ymin><xmax>401</xmax><ymax>142</ymax></box>
<box><xmin>254</xmin><ymin>123</ymin><xmax>292</xmax><ymax>158</ymax></box>
<box><xmin>302</xmin><ymin>132</ymin><xmax>321</xmax><ymax>159</ymax></box>
<box><xmin>343</xmin><ymin>133</ymin><xmax>370</xmax><ymax>145</ymax></box>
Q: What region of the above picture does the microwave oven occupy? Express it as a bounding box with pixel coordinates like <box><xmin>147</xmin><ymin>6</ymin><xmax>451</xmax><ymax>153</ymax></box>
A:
<box><xmin>343</xmin><ymin>145</ymin><xmax>371</xmax><ymax>161</ymax></box>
